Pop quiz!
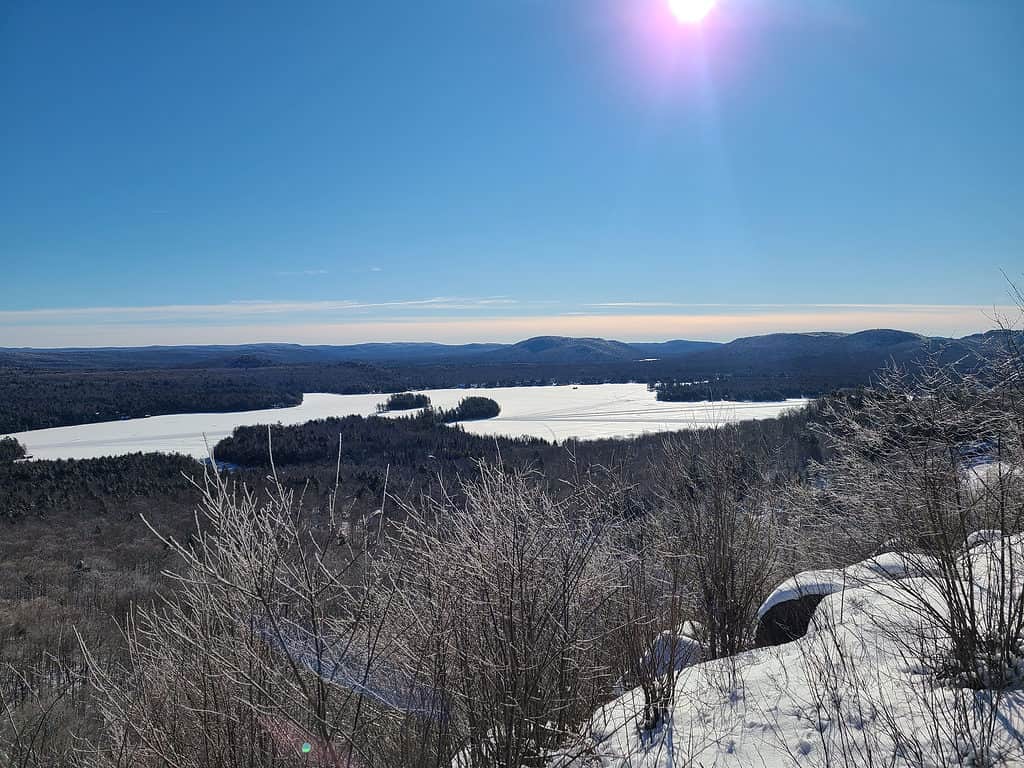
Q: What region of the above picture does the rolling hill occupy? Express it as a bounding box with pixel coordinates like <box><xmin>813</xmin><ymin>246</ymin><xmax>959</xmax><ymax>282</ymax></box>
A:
<box><xmin>0</xmin><ymin>328</ymin><xmax>1013</xmax><ymax>374</ymax></box>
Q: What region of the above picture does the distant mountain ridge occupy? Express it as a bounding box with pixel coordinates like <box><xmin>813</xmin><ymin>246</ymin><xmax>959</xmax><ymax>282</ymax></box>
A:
<box><xmin>0</xmin><ymin>329</ymin><xmax>1016</xmax><ymax>372</ymax></box>
<box><xmin>480</xmin><ymin>336</ymin><xmax>644</xmax><ymax>363</ymax></box>
<box><xmin>0</xmin><ymin>336</ymin><xmax>722</xmax><ymax>369</ymax></box>
<box><xmin>678</xmin><ymin>328</ymin><xmax>997</xmax><ymax>376</ymax></box>
<box><xmin>4</xmin><ymin>329</ymin><xmax>1019</xmax><ymax>434</ymax></box>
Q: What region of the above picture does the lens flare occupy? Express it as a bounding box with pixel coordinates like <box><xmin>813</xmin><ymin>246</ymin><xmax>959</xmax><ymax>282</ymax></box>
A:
<box><xmin>668</xmin><ymin>0</ymin><xmax>718</xmax><ymax>24</ymax></box>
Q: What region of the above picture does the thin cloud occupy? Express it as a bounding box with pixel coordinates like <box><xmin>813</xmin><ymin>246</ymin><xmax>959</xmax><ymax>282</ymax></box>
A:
<box><xmin>276</xmin><ymin>269</ymin><xmax>329</xmax><ymax>277</ymax></box>
<box><xmin>587</xmin><ymin>302</ymin><xmax>1004</xmax><ymax>311</ymax></box>
<box><xmin>587</xmin><ymin>302</ymin><xmax>754</xmax><ymax>310</ymax></box>
<box><xmin>0</xmin><ymin>297</ymin><xmax>523</xmax><ymax>325</ymax></box>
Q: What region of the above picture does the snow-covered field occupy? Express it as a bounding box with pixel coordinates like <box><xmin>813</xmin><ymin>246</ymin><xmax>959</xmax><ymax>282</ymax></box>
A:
<box><xmin>5</xmin><ymin>384</ymin><xmax>807</xmax><ymax>460</ymax></box>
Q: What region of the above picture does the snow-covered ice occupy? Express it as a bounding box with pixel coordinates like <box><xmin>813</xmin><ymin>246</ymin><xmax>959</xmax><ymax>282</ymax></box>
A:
<box><xmin>4</xmin><ymin>384</ymin><xmax>808</xmax><ymax>460</ymax></box>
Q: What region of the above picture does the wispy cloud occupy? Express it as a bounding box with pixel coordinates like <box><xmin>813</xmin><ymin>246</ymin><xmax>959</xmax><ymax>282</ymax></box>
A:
<box><xmin>0</xmin><ymin>297</ymin><xmax>522</xmax><ymax>325</ymax></box>
<box><xmin>276</xmin><ymin>269</ymin><xmax>329</xmax><ymax>277</ymax></box>
<box><xmin>587</xmin><ymin>302</ymin><xmax>1007</xmax><ymax>312</ymax></box>
<box><xmin>588</xmin><ymin>302</ymin><xmax>704</xmax><ymax>308</ymax></box>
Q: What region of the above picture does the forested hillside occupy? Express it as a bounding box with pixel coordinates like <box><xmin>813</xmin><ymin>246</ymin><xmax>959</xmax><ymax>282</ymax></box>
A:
<box><xmin>3</xmin><ymin>329</ymin><xmax>1012</xmax><ymax>433</ymax></box>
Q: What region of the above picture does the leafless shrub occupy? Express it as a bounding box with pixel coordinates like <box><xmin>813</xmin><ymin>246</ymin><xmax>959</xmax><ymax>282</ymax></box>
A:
<box><xmin>658</xmin><ymin>427</ymin><xmax>786</xmax><ymax>662</ymax></box>
<box><xmin>1</xmin><ymin>658</ymin><xmax>82</xmax><ymax>768</ymax></box>
<box><xmin>601</xmin><ymin>516</ymin><xmax>677</xmax><ymax>733</ymax></box>
<box><xmin>77</xmin><ymin>457</ymin><xmax>414</xmax><ymax>768</ymax></box>
<box><xmin>387</xmin><ymin>463</ymin><xmax>625</xmax><ymax>767</ymax></box>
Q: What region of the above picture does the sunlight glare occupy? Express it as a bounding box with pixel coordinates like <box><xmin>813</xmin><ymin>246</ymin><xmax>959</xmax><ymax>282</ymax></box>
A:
<box><xmin>668</xmin><ymin>0</ymin><xmax>718</xmax><ymax>25</ymax></box>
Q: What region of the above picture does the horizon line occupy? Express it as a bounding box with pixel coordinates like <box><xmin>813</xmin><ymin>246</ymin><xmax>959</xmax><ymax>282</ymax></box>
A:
<box><xmin>2</xmin><ymin>299</ymin><xmax>1018</xmax><ymax>348</ymax></box>
<box><xmin>1</xmin><ymin>306</ymin><xmax>1019</xmax><ymax>350</ymax></box>
<box><xmin>0</xmin><ymin>323</ymin><xmax>1016</xmax><ymax>353</ymax></box>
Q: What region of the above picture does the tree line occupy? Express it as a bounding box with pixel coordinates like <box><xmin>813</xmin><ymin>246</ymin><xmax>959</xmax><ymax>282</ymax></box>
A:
<box><xmin>654</xmin><ymin>375</ymin><xmax>857</xmax><ymax>403</ymax></box>
<box><xmin>1</xmin><ymin>358</ymin><xmax>881</xmax><ymax>433</ymax></box>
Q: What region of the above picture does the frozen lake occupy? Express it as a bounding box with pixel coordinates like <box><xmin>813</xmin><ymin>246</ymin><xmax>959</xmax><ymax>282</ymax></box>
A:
<box><xmin>6</xmin><ymin>384</ymin><xmax>808</xmax><ymax>461</ymax></box>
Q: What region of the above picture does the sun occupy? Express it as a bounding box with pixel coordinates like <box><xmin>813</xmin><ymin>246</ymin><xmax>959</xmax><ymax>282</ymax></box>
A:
<box><xmin>668</xmin><ymin>0</ymin><xmax>718</xmax><ymax>24</ymax></box>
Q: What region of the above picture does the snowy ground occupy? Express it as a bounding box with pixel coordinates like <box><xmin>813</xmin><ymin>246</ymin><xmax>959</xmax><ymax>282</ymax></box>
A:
<box><xmin>570</xmin><ymin>537</ymin><xmax>1024</xmax><ymax>768</ymax></box>
<box><xmin>4</xmin><ymin>384</ymin><xmax>807</xmax><ymax>460</ymax></box>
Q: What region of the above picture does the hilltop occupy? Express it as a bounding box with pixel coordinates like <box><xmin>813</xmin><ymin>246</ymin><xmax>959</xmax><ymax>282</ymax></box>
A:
<box><xmin>1</xmin><ymin>328</ymin><xmax>1013</xmax><ymax>371</ymax></box>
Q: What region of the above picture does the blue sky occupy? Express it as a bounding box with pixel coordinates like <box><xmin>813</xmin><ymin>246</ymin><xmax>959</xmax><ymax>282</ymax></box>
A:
<box><xmin>1</xmin><ymin>0</ymin><xmax>1021</xmax><ymax>346</ymax></box>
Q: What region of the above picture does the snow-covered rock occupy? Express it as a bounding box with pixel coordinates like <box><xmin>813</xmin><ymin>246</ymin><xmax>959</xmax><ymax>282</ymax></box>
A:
<box><xmin>754</xmin><ymin>552</ymin><xmax>940</xmax><ymax>647</ymax></box>
<box><xmin>966</xmin><ymin>528</ymin><xmax>1004</xmax><ymax>549</ymax></box>
<box><xmin>679</xmin><ymin>620</ymin><xmax>704</xmax><ymax>640</ymax></box>
<box><xmin>756</xmin><ymin>551</ymin><xmax>939</xmax><ymax>622</ymax></box>
<box><xmin>640</xmin><ymin>631</ymin><xmax>704</xmax><ymax>679</ymax></box>
<box><xmin>575</xmin><ymin>537</ymin><xmax>1024</xmax><ymax>768</ymax></box>
<box><xmin>754</xmin><ymin>593</ymin><xmax>828</xmax><ymax>648</ymax></box>
<box><xmin>967</xmin><ymin>461</ymin><xmax>1023</xmax><ymax>489</ymax></box>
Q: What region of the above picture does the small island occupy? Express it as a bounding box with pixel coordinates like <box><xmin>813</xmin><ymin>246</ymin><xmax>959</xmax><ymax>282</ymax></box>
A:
<box><xmin>655</xmin><ymin>381</ymin><xmax>791</xmax><ymax>403</ymax></box>
<box><xmin>377</xmin><ymin>393</ymin><xmax>500</xmax><ymax>425</ymax></box>
<box><xmin>438</xmin><ymin>396</ymin><xmax>501</xmax><ymax>424</ymax></box>
<box><xmin>377</xmin><ymin>392</ymin><xmax>432</xmax><ymax>413</ymax></box>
